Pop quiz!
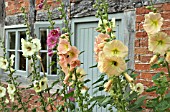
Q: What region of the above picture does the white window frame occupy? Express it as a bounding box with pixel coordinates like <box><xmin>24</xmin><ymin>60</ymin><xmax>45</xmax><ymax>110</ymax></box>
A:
<box><xmin>4</xmin><ymin>20</ymin><xmax>63</xmax><ymax>79</ymax></box>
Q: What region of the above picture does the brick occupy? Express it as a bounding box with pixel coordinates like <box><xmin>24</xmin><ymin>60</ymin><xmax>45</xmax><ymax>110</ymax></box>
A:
<box><xmin>140</xmin><ymin>55</ymin><xmax>152</xmax><ymax>63</ymax></box>
<box><xmin>136</xmin><ymin>7</ymin><xmax>151</xmax><ymax>15</ymax></box>
<box><xmin>162</xmin><ymin>3</ymin><xmax>170</xmax><ymax>11</ymax></box>
<box><xmin>139</xmin><ymin>23</ymin><xmax>144</xmax><ymax>31</ymax></box>
<box><xmin>135</xmin><ymin>47</ymin><xmax>152</xmax><ymax>55</ymax></box>
<box><xmin>161</xmin><ymin>12</ymin><xmax>170</xmax><ymax>20</ymax></box>
<box><xmin>136</xmin><ymin>31</ymin><xmax>148</xmax><ymax>38</ymax></box>
<box><xmin>140</xmin><ymin>72</ymin><xmax>155</xmax><ymax>80</ymax></box>
<box><xmin>136</xmin><ymin>23</ymin><xmax>139</xmax><ymax>31</ymax></box>
<box><xmin>162</xmin><ymin>29</ymin><xmax>170</xmax><ymax>35</ymax></box>
<box><xmin>140</xmin><ymin>38</ymin><xmax>148</xmax><ymax>47</ymax></box>
<box><xmin>136</xmin><ymin>15</ymin><xmax>144</xmax><ymax>23</ymax></box>
<box><xmin>135</xmin><ymin>64</ymin><xmax>150</xmax><ymax>71</ymax></box>
<box><xmin>135</xmin><ymin>39</ymin><xmax>140</xmax><ymax>47</ymax></box>
<box><xmin>162</xmin><ymin>21</ymin><xmax>170</xmax><ymax>29</ymax></box>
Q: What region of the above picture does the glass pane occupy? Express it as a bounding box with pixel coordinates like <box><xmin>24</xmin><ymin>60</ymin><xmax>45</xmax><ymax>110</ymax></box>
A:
<box><xmin>19</xmin><ymin>52</ymin><xmax>26</xmax><ymax>71</ymax></box>
<box><xmin>40</xmin><ymin>29</ymin><xmax>47</xmax><ymax>50</ymax></box>
<box><xmin>8</xmin><ymin>51</ymin><xmax>15</xmax><ymax>69</ymax></box>
<box><xmin>9</xmin><ymin>32</ymin><xmax>15</xmax><ymax>49</ymax></box>
<box><xmin>19</xmin><ymin>31</ymin><xmax>26</xmax><ymax>50</ymax></box>
<box><xmin>41</xmin><ymin>53</ymin><xmax>47</xmax><ymax>72</ymax></box>
<box><xmin>51</xmin><ymin>54</ymin><xmax>57</xmax><ymax>75</ymax></box>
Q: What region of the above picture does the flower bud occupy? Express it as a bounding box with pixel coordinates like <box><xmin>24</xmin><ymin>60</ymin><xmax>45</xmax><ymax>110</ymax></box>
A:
<box><xmin>124</xmin><ymin>73</ymin><xmax>134</xmax><ymax>83</ymax></box>
<box><xmin>149</xmin><ymin>55</ymin><xmax>158</xmax><ymax>65</ymax></box>
<box><xmin>104</xmin><ymin>80</ymin><xmax>113</xmax><ymax>92</ymax></box>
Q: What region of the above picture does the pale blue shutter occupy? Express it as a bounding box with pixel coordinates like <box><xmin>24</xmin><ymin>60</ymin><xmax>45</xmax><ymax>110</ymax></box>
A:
<box><xmin>74</xmin><ymin>19</ymin><xmax>123</xmax><ymax>112</ymax></box>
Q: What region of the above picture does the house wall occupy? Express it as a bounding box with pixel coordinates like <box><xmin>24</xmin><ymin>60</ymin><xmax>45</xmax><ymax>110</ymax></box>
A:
<box><xmin>2</xmin><ymin>0</ymin><xmax>170</xmax><ymax>111</ymax></box>
<box><xmin>135</xmin><ymin>3</ymin><xmax>170</xmax><ymax>96</ymax></box>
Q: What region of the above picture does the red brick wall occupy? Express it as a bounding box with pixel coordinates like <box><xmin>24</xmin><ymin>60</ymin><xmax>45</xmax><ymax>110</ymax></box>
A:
<box><xmin>135</xmin><ymin>3</ymin><xmax>170</xmax><ymax>94</ymax></box>
<box><xmin>5</xmin><ymin>0</ymin><xmax>59</xmax><ymax>15</ymax></box>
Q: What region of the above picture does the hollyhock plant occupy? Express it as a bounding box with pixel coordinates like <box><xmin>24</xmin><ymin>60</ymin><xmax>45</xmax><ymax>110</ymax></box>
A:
<box><xmin>143</xmin><ymin>12</ymin><xmax>163</xmax><ymax>34</ymax></box>
<box><xmin>7</xmin><ymin>84</ymin><xmax>16</xmax><ymax>95</ymax></box>
<box><xmin>103</xmin><ymin>40</ymin><xmax>128</xmax><ymax>58</ymax></box>
<box><xmin>57</xmin><ymin>39</ymin><xmax>71</xmax><ymax>54</ymax></box>
<box><xmin>32</xmin><ymin>38</ymin><xmax>41</xmax><ymax>52</ymax></box>
<box><xmin>0</xmin><ymin>57</ymin><xmax>8</xmax><ymax>70</ymax></box>
<box><xmin>0</xmin><ymin>86</ymin><xmax>6</xmax><ymax>98</ymax></box>
<box><xmin>148</xmin><ymin>32</ymin><xmax>170</xmax><ymax>55</ymax></box>
<box><xmin>47</xmin><ymin>28</ymin><xmax>60</xmax><ymax>49</ymax></box>
<box><xmin>66</xmin><ymin>46</ymin><xmax>80</xmax><ymax>63</ymax></box>
<box><xmin>21</xmin><ymin>38</ymin><xmax>36</xmax><ymax>57</ymax></box>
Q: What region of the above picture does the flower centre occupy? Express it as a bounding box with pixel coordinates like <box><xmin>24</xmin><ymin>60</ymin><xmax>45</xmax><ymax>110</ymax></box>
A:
<box><xmin>0</xmin><ymin>89</ymin><xmax>2</xmax><ymax>93</ymax></box>
<box><xmin>112</xmin><ymin>61</ymin><xmax>118</xmax><ymax>66</ymax></box>
<box><xmin>10</xmin><ymin>86</ymin><xmax>13</xmax><ymax>90</ymax></box>
<box><xmin>27</xmin><ymin>46</ymin><xmax>32</xmax><ymax>51</ymax></box>
<box><xmin>112</xmin><ymin>49</ymin><xmax>119</xmax><ymax>55</ymax></box>
<box><xmin>157</xmin><ymin>40</ymin><xmax>163</xmax><ymax>45</ymax></box>
<box><xmin>152</xmin><ymin>20</ymin><xmax>158</xmax><ymax>26</ymax></box>
<box><xmin>3</xmin><ymin>61</ymin><xmax>6</xmax><ymax>65</ymax></box>
<box><xmin>41</xmin><ymin>81</ymin><xmax>44</xmax><ymax>86</ymax></box>
<box><xmin>137</xmin><ymin>87</ymin><xmax>140</xmax><ymax>91</ymax></box>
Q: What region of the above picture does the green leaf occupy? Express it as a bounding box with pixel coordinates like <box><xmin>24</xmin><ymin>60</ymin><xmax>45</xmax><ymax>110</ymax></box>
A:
<box><xmin>135</xmin><ymin>96</ymin><xmax>147</xmax><ymax>105</ymax></box>
<box><xmin>152</xmin><ymin>72</ymin><xmax>161</xmax><ymax>80</ymax></box>
<box><xmin>165</xmin><ymin>92</ymin><xmax>170</xmax><ymax>99</ymax></box>
<box><xmin>84</xmin><ymin>79</ymin><xmax>91</xmax><ymax>84</ymax></box>
<box><xmin>146</xmin><ymin>86</ymin><xmax>157</xmax><ymax>92</ymax></box>
<box><xmin>89</xmin><ymin>95</ymin><xmax>105</xmax><ymax>102</ymax></box>
<box><xmin>64</xmin><ymin>91</ymin><xmax>74</xmax><ymax>99</ymax></box>
<box><xmin>100</xmin><ymin>97</ymin><xmax>111</xmax><ymax>107</ymax></box>
<box><xmin>131</xmin><ymin>73</ymin><xmax>138</xmax><ymax>79</ymax></box>
<box><xmin>89</xmin><ymin>63</ymin><xmax>98</xmax><ymax>68</ymax></box>
<box><xmin>156</xmin><ymin>100</ymin><xmax>169</xmax><ymax>111</ymax></box>
<box><xmin>79</xmin><ymin>51</ymin><xmax>85</xmax><ymax>55</ymax></box>
<box><xmin>92</xmin><ymin>73</ymin><xmax>105</xmax><ymax>85</ymax></box>
<box><xmin>151</xmin><ymin>64</ymin><xmax>160</xmax><ymax>69</ymax></box>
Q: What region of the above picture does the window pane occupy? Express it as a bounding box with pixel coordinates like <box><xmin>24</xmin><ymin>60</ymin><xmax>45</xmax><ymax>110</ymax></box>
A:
<box><xmin>41</xmin><ymin>53</ymin><xmax>47</xmax><ymax>72</ymax></box>
<box><xmin>19</xmin><ymin>31</ymin><xmax>26</xmax><ymax>50</ymax></box>
<box><xmin>51</xmin><ymin>54</ymin><xmax>58</xmax><ymax>75</ymax></box>
<box><xmin>19</xmin><ymin>52</ymin><xmax>26</xmax><ymax>71</ymax></box>
<box><xmin>8</xmin><ymin>51</ymin><xmax>15</xmax><ymax>69</ymax></box>
<box><xmin>9</xmin><ymin>32</ymin><xmax>15</xmax><ymax>49</ymax></box>
<box><xmin>40</xmin><ymin>29</ymin><xmax>47</xmax><ymax>50</ymax></box>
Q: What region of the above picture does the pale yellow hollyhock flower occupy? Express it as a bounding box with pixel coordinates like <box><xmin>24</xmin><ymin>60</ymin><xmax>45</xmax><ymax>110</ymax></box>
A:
<box><xmin>0</xmin><ymin>86</ymin><xmax>6</xmax><ymax>98</ymax></box>
<box><xmin>166</xmin><ymin>52</ymin><xmax>170</xmax><ymax>63</ymax></box>
<box><xmin>103</xmin><ymin>40</ymin><xmax>128</xmax><ymax>58</ymax></box>
<box><xmin>135</xmin><ymin>83</ymin><xmax>144</xmax><ymax>94</ymax></box>
<box><xmin>97</xmin><ymin>52</ymin><xmax>106</xmax><ymax>73</ymax></box>
<box><xmin>99</xmin><ymin>56</ymin><xmax>127</xmax><ymax>77</ymax></box>
<box><xmin>72</xmin><ymin>67</ymin><xmax>86</xmax><ymax>81</ymax></box>
<box><xmin>143</xmin><ymin>12</ymin><xmax>163</xmax><ymax>34</ymax></box>
<box><xmin>7</xmin><ymin>84</ymin><xmax>16</xmax><ymax>95</ymax></box>
<box><xmin>149</xmin><ymin>55</ymin><xmax>158</xmax><ymax>65</ymax></box>
<box><xmin>149</xmin><ymin>32</ymin><xmax>170</xmax><ymax>55</ymax></box>
<box><xmin>39</xmin><ymin>77</ymin><xmax>48</xmax><ymax>91</ymax></box>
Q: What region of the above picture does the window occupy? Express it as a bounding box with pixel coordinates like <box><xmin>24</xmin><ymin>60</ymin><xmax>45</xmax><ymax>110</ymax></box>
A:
<box><xmin>4</xmin><ymin>21</ymin><xmax>62</xmax><ymax>78</ymax></box>
<box><xmin>5</xmin><ymin>28</ymin><xmax>28</xmax><ymax>75</ymax></box>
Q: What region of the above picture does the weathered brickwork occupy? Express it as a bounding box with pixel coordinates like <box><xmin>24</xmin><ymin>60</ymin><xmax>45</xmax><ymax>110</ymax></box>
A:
<box><xmin>135</xmin><ymin>3</ymin><xmax>170</xmax><ymax>96</ymax></box>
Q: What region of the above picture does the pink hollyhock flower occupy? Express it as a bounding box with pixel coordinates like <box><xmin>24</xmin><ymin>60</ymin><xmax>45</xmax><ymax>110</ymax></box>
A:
<box><xmin>48</xmin><ymin>49</ymin><xmax>53</xmax><ymax>57</ymax></box>
<box><xmin>66</xmin><ymin>46</ymin><xmax>80</xmax><ymax>63</ymax></box>
<box><xmin>69</xmin><ymin>59</ymin><xmax>81</xmax><ymax>71</ymax></box>
<box><xmin>94</xmin><ymin>33</ymin><xmax>110</xmax><ymax>62</ymax></box>
<box><xmin>68</xmin><ymin>88</ymin><xmax>75</xmax><ymax>102</ymax></box>
<box><xmin>57</xmin><ymin>39</ymin><xmax>71</xmax><ymax>54</ymax></box>
<box><xmin>38</xmin><ymin>3</ymin><xmax>43</xmax><ymax>9</ymax></box>
<box><xmin>47</xmin><ymin>36</ymin><xmax>58</xmax><ymax>49</ymax></box>
<box><xmin>58</xmin><ymin>54</ymin><xmax>69</xmax><ymax>75</ymax></box>
<box><xmin>47</xmin><ymin>28</ymin><xmax>60</xmax><ymax>49</ymax></box>
<box><xmin>48</xmin><ymin>28</ymin><xmax>61</xmax><ymax>37</ymax></box>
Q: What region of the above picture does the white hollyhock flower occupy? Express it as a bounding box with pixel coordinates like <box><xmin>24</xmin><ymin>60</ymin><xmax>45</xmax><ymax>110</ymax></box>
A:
<box><xmin>33</xmin><ymin>80</ymin><xmax>41</xmax><ymax>93</ymax></box>
<box><xmin>0</xmin><ymin>86</ymin><xmax>6</xmax><ymax>98</ymax></box>
<box><xmin>32</xmin><ymin>38</ymin><xmax>41</xmax><ymax>52</ymax></box>
<box><xmin>10</xmin><ymin>54</ymin><xmax>15</xmax><ymax>66</ymax></box>
<box><xmin>7</xmin><ymin>84</ymin><xmax>16</xmax><ymax>94</ymax></box>
<box><xmin>5</xmin><ymin>99</ymin><xmax>9</xmax><ymax>104</ymax></box>
<box><xmin>135</xmin><ymin>83</ymin><xmax>144</xmax><ymax>94</ymax></box>
<box><xmin>39</xmin><ymin>77</ymin><xmax>48</xmax><ymax>91</ymax></box>
<box><xmin>9</xmin><ymin>93</ymin><xmax>14</xmax><ymax>102</ymax></box>
<box><xmin>0</xmin><ymin>57</ymin><xmax>9</xmax><ymax>70</ymax></box>
<box><xmin>21</xmin><ymin>38</ymin><xmax>36</xmax><ymax>57</ymax></box>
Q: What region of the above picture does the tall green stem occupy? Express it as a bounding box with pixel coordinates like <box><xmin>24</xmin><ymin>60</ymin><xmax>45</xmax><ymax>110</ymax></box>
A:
<box><xmin>117</xmin><ymin>77</ymin><xmax>126</xmax><ymax>112</ymax></box>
